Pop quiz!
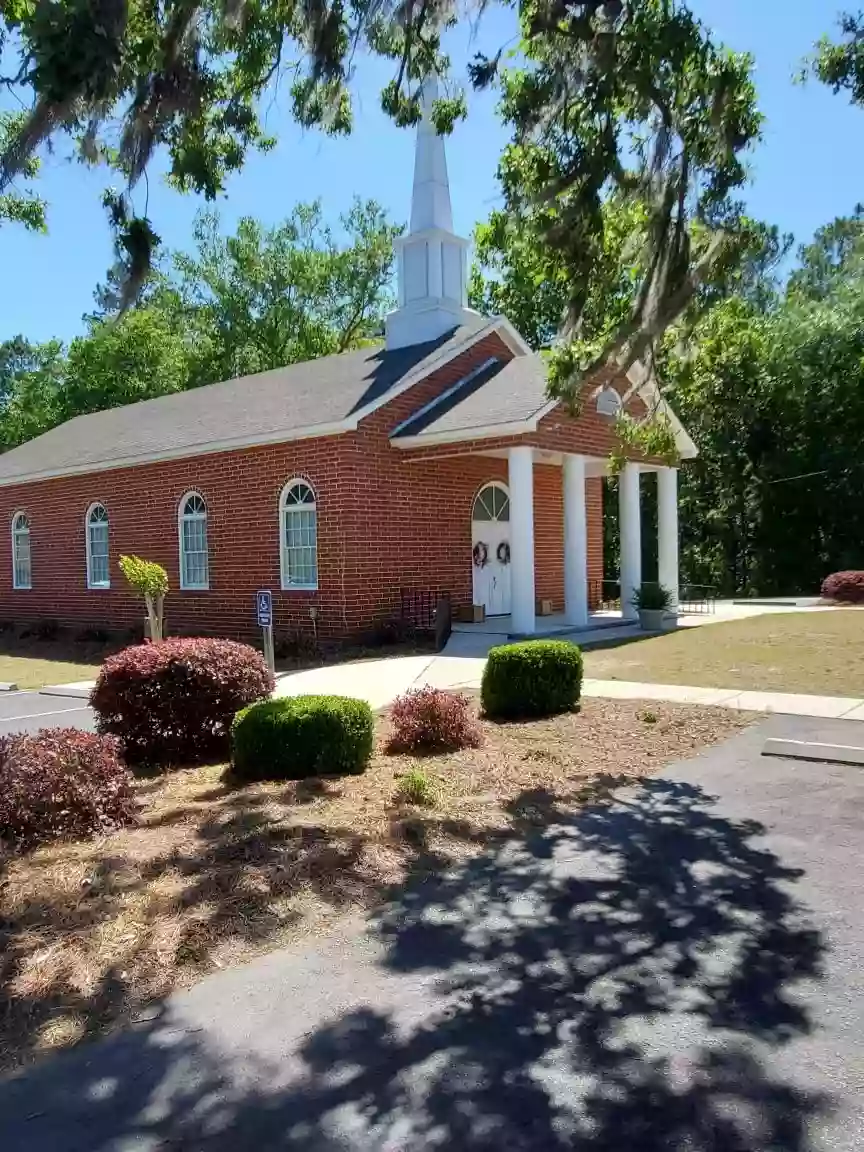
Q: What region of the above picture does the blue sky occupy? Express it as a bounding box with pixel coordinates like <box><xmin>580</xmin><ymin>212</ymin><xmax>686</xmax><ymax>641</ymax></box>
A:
<box><xmin>1</xmin><ymin>1</ymin><xmax>861</xmax><ymax>343</ymax></box>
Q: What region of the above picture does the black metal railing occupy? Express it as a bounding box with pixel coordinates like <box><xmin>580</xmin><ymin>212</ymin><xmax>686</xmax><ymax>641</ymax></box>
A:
<box><xmin>400</xmin><ymin>589</ymin><xmax>452</xmax><ymax>650</ymax></box>
<box><xmin>678</xmin><ymin>583</ymin><xmax>717</xmax><ymax>615</ymax></box>
<box><xmin>588</xmin><ymin>579</ymin><xmax>717</xmax><ymax>616</ymax></box>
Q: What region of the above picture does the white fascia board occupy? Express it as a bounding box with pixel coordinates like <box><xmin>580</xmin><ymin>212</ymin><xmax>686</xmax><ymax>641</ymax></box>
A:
<box><xmin>392</xmin><ymin>418</ymin><xmax>539</xmax><ymax>448</ymax></box>
<box><xmin>0</xmin><ymin>419</ymin><xmax>354</xmax><ymax>489</ymax></box>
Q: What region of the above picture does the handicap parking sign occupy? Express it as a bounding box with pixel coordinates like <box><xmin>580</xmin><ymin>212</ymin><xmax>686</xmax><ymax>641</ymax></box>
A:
<box><xmin>256</xmin><ymin>590</ymin><xmax>273</xmax><ymax>628</ymax></box>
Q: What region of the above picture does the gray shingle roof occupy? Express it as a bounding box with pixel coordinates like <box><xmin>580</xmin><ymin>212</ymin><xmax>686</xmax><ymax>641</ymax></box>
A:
<box><xmin>0</xmin><ymin>321</ymin><xmax>486</xmax><ymax>485</ymax></box>
<box><xmin>392</xmin><ymin>355</ymin><xmax>550</xmax><ymax>438</ymax></box>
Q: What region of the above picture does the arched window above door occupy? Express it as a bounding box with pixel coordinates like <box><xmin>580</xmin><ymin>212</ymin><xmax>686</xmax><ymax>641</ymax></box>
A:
<box><xmin>472</xmin><ymin>482</ymin><xmax>510</xmax><ymax>523</ymax></box>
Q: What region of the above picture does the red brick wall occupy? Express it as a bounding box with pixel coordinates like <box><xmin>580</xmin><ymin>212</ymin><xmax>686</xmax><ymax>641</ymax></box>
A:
<box><xmin>0</xmin><ymin>333</ymin><xmax>623</xmax><ymax>641</ymax></box>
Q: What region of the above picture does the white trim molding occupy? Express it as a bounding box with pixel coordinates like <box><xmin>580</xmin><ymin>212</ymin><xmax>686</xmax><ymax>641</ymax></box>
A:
<box><xmin>178</xmin><ymin>490</ymin><xmax>210</xmax><ymax>591</ymax></box>
<box><xmin>85</xmin><ymin>501</ymin><xmax>110</xmax><ymax>589</ymax></box>
<box><xmin>279</xmin><ymin>478</ymin><xmax>319</xmax><ymax>592</ymax></box>
<box><xmin>11</xmin><ymin>510</ymin><xmax>31</xmax><ymax>590</ymax></box>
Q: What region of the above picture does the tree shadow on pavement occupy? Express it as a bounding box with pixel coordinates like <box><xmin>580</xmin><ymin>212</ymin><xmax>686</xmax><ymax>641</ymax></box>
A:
<box><xmin>0</xmin><ymin>777</ymin><xmax>831</xmax><ymax>1151</ymax></box>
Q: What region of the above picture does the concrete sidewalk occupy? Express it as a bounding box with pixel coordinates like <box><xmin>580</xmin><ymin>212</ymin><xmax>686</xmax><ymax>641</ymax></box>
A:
<box><xmin>38</xmin><ymin>650</ymin><xmax>864</xmax><ymax>722</ymax></box>
<box><xmin>272</xmin><ymin>653</ymin><xmax>864</xmax><ymax>721</ymax></box>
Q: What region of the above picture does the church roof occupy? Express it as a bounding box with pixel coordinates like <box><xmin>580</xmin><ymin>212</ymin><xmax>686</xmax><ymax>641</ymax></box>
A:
<box><xmin>392</xmin><ymin>356</ymin><xmax>551</xmax><ymax>440</ymax></box>
<box><xmin>0</xmin><ymin>321</ymin><xmax>487</xmax><ymax>487</ymax></box>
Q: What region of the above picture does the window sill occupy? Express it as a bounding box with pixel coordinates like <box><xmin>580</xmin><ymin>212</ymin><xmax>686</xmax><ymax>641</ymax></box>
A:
<box><xmin>280</xmin><ymin>584</ymin><xmax>318</xmax><ymax>593</ymax></box>
<box><xmin>180</xmin><ymin>585</ymin><xmax>210</xmax><ymax>593</ymax></box>
<box><xmin>87</xmin><ymin>584</ymin><xmax>111</xmax><ymax>591</ymax></box>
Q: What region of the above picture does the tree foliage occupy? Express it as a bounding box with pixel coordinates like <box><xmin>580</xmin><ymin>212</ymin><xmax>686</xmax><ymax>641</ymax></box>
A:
<box><xmin>812</xmin><ymin>11</ymin><xmax>864</xmax><ymax>106</ymax></box>
<box><xmin>469</xmin><ymin>0</ymin><xmax>761</xmax><ymax>398</ymax></box>
<box><xmin>0</xmin><ymin>0</ymin><xmax>458</xmax><ymax>301</ymax></box>
<box><xmin>0</xmin><ymin>111</ymin><xmax>46</xmax><ymax>232</ymax></box>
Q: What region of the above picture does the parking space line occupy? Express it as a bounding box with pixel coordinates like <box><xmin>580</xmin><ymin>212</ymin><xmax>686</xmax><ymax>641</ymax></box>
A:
<box><xmin>1</xmin><ymin>705</ymin><xmax>91</xmax><ymax>722</ymax></box>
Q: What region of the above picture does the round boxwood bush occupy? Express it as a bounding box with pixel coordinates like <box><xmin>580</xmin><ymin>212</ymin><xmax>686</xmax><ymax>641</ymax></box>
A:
<box><xmin>481</xmin><ymin>639</ymin><xmax>583</xmax><ymax>719</ymax></box>
<box><xmin>232</xmin><ymin>694</ymin><xmax>375</xmax><ymax>782</ymax></box>
<box><xmin>91</xmin><ymin>638</ymin><xmax>274</xmax><ymax>766</ymax></box>
<box><xmin>0</xmin><ymin>728</ymin><xmax>137</xmax><ymax>851</ymax></box>
<box><xmin>821</xmin><ymin>571</ymin><xmax>864</xmax><ymax>604</ymax></box>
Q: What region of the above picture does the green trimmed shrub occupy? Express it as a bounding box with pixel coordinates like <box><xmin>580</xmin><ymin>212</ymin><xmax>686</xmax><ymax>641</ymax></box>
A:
<box><xmin>481</xmin><ymin>639</ymin><xmax>583</xmax><ymax>719</ymax></box>
<box><xmin>232</xmin><ymin>694</ymin><xmax>374</xmax><ymax>782</ymax></box>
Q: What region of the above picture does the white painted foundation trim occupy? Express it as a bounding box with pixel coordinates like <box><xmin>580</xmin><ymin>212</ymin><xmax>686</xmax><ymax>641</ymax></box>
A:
<box><xmin>563</xmin><ymin>453</ymin><xmax>588</xmax><ymax>627</ymax></box>
<box><xmin>657</xmin><ymin>466</ymin><xmax>679</xmax><ymax>609</ymax></box>
<box><xmin>619</xmin><ymin>462</ymin><xmax>642</xmax><ymax>621</ymax></box>
<box><xmin>508</xmin><ymin>445</ymin><xmax>536</xmax><ymax>634</ymax></box>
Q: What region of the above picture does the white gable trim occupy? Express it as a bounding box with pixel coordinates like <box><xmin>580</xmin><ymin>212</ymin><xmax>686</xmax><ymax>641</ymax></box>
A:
<box><xmin>391</xmin><ymin>357</ymin><xmax>500</xmax><ymax>437</ymax></box>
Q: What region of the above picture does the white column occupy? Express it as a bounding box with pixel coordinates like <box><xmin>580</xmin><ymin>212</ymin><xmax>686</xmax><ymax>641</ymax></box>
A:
<box><xmin>619</xmin><ymin>462</ymin><xmax>642</xmax><ymax>621</ymax></box>
<box><xmin>563</xmin><ymin>454</ymin><xmax>588</xmax><ymax>627</ymax></box>
<box><xmin>509</xmin><ymin>445</ymin><xmax>536</xmax><ymax>634</ymax></box>
<box><xmin>658</xmin><ymin>466</ymin><xmax>680</xmax><ymax>610</ymax></box>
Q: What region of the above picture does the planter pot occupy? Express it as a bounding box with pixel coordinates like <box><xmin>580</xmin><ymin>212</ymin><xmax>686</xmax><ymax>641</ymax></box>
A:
<box><xmin>638</xmin><ymin>608</ymin><xmax>666</xmax><ymax>631</ymax></box>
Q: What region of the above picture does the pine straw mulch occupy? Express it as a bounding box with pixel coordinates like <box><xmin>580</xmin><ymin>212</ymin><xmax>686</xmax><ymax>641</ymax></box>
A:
<box><xmin>0</xmin><ymin>697</ymin><xmax>751</xmax><ymax>1074</ymax></box>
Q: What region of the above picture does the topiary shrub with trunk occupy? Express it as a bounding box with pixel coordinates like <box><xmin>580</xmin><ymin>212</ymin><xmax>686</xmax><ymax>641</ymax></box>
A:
<box><xmin>119</xmin><ymin>554</ymin><xmax>168</xmax><ymax>641</ymax></box>
<box><xmin>481</xmin><ymin>639</ymin><xmax>583</xmax><ymax>720</ymax></box>
<box><xmin>0</xmin><ymin>729</ymin><xmax>137</xmax><ymax>851</ymax></box>
<box><xmin>91</xmin><ymin>638</ymin><xmax>274</xmax><ymax>767</ymax></box>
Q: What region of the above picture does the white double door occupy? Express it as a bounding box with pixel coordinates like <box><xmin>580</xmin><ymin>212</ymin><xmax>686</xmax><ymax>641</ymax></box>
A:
<box><xmin>472</xmin><ymin>518</ymin><xmax>511</xmax><ymax>616</ymax></box>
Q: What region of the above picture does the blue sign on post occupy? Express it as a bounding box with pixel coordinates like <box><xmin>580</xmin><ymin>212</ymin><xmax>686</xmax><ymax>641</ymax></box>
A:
<box><xmin>256</xmin><ymin>590</ymin><xmax>273</xmax><ymax>628</ymax></box>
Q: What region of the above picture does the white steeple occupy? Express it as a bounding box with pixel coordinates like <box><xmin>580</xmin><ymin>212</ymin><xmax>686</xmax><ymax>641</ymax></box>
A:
<box><xmin>385</xmin><ymin>75</ymin><xmax>479</xmax><ymax>351</ymax></box>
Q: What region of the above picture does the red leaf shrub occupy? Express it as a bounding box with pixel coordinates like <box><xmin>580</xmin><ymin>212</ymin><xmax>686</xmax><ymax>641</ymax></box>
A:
<box><xmin>91</xmin><ymin>638</ymin><xmax>274</xmax><ymax>766</ymax></box>
<box><xmin>821</xmin><ymin>571</ymin><xmax>864</xmax><ymax>604</ymax></box>
<box><xmin>387</xmin><ymin>687</ymin><xmax>482</xmax><ymax>753</ymax></box>
<box><xmin>0</xmin><ymin>729</ymin><xmax>136</xmax><ymax>851</ymax></box>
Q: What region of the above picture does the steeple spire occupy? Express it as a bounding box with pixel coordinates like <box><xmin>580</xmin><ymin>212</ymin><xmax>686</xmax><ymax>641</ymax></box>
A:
<box><xmin>409</xmin><ymin>75</ymin><xmax>454</xmax><ymax>234</ymax></box>
<box><xmin>385</xmin><ymin>75</ymin><xmax>478</xmax><ymax>351</ymax></box>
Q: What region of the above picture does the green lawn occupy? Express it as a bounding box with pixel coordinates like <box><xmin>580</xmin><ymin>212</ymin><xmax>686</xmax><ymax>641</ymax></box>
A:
<box><xmin>0</xmin><ymin>639</ymin><xmax>111</xmax><ymax>690</ymax></box>
<box><xmin>582</xmin><ymin>610</ymin><xmax>864</xmax><ymax>696</ymax></box>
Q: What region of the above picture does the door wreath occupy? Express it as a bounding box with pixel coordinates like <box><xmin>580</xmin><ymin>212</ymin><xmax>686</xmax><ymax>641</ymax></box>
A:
<box><xmin>497</xmin><ymin>541</ymin><xmax>511</xmax><ymax>565</ymax></box>
<box><xmin>472</xmin><ymin>541</ymin><xmax>489</xmax><ymax>568</ymax></box>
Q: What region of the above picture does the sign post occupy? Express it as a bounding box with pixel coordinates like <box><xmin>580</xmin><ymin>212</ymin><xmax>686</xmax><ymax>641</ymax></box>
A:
<box><xmin>257</xmin><ymin>590</ymin><xmax>274</xmax><ymax>674</ymax></box>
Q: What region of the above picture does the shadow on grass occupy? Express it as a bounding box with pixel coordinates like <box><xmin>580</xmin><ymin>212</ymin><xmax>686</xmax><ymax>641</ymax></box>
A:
<box><xmin>0</xmin><ymin>776</ymin><xmax>831</xmax><ymax>1151</ymax></box>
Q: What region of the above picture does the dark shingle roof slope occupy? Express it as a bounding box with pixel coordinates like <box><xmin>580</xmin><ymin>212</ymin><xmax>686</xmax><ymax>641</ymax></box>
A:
<box><xmin>392</xmin><ymin>354</ymin><xmax>550</xmax><ymax>439</ymax></box>
<box><xmin>0</xmin><ymin>321</ymin><xmax>486</xmax><ymax>485</ymax></box>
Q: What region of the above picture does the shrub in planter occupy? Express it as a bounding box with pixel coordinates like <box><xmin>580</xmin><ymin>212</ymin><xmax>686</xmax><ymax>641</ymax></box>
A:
<box><xmin>91</xmin><ymin>638</ymin><xmax>274</xmax><ymax>766</ymax></box>
<box><xmin>387</xmin><ymin>687</ymin><xmax>482</xmax><ymax>753</ymax></box>
<box><xmin>821</xmin><ymin>571</ymin><xmax>864</xmax><ymax>604</ymax></box>
<box><xmin>0</xmin><ymin>728</ymin><xmax>136</xmax><ymax>851</ymax></box>
<box><xmin>481</xmin><ymin>639</ymin><xmax>583</xmax><ymax>719</ymax></box>
<box><xmin>232</xmin><ymin>695</ymin><xmax>374</xmax><ymax>782</ymax></box>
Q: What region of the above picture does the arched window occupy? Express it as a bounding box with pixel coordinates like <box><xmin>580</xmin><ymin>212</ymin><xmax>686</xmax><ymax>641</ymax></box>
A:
<box><xmin>179</xmin><ymin>492</ymin><xmax>209</xmax><ymax>590</ymax></box>
<box><xmin>11</xmin><ymin>512</ymin><xmax>31</xmax><ymax>590</ymax></box>
<box><xmin>86</xmin><ymin>503</ymin><xmax>110</xmax><ymax>588</ymax></box>
<box><xmin>472</xmin><ymin>482</ymin><xmax>510</xmax><ymax>523</ymax></box>
<box><xmin>595</xmin><ymin>384</ymin><xmax>622</xmax><ymax>418</ymax></box>
<box><xmin>280</xmin><ymin>479</ymin><xmax>318</xmax><ymax>590</ymax></box>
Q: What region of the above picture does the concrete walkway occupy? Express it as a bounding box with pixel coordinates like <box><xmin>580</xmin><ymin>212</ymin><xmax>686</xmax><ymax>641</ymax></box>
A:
<box><xmin>272</xmin><ymin>653</ymin><xmax>864</xmax><ymax>721</ymax></box>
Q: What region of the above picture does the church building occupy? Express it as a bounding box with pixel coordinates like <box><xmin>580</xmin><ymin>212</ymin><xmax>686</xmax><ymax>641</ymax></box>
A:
<box><xmin>0</xmin><ymin>80</ymin><xmax>695</xmax><ymax>643</ymax></box>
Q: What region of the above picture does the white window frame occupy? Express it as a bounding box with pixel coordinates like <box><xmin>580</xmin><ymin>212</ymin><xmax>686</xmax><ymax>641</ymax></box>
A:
<box><xmin>280</xmin><ymin>478</ymin><xmax>318</xmax><ymax>591</ymax></box>
<box><xmin>472</xmin><ymin>481</ymin><xmax>511</xmax><ymax>523</ymax></box>
<box><xmin>85</xmin><ymin>502</ymin><xmax>111</xmax><ymax>589</ymax></box>
<box><xmin>11</xmin><ymin>511</ymin><xmax>31</xmax><ymax>590</ymax></box>
<box><xmin>178</xmin><ymin>491</ymin><xmax>210</xmax><ymax>591</ymax></box>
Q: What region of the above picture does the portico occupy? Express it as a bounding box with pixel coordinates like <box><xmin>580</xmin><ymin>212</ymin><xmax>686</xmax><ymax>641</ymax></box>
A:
<box><xmin>502</xmin><ymin>447</ymin><xmax>681</xmax><ymax>636</ymax></box>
